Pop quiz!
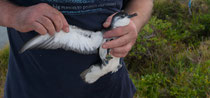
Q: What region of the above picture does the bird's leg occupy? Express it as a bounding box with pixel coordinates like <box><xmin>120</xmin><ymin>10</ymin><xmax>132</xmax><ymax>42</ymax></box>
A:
<box><xmin>106</xmin><ymin>48</ymin><xmax>113</xmax><ymax>60</ymax></box>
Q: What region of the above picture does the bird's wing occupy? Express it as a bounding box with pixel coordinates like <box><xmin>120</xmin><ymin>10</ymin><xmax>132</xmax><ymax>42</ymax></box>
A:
<box><xmin>19</xmin><ymin>34</ymin><xmax>56</xmax><ymax>53</ymax></box>
<box><xmin>19</xmin><ymin>31</ymin><xmax>103</xmax><ymax>54</ymax></box>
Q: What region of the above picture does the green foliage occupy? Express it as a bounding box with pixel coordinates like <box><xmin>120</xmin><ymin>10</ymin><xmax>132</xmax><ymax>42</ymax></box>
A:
<box><xmin>153</xmin><ymin>0</ymin><xmax>210</xmax><ymax>45</ymax></box>
<box><xmin>131</xmin><ymin>73</ymin><xmax>169</xmax><ymax>98</ymax></box>
<box><xmin>130</xmin><ymin>46</ymin><xmax>210</xmax><ymax>98</ymax></box>
<box><xmin>153</xmin><ymin>0</ymin><xmax>188</xmax><ymax>20</ymax></box>
<box><xmin>125</xmin><ymin>0</ymin><xmax>210</xmax><ymax>97</ymax></box>
<box><xmin>0</xmin><ymin>46</ymin><xmax>9</xmax><ymax>97</ymax></box>
<box><xmin>169</xmin><ymin>51</ymin><xmax>209</xmax><ymax>97</ymax></box>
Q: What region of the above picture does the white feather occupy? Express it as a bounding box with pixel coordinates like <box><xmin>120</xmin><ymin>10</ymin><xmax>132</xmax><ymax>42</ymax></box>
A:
<box><xmin>82</xmin><ymin>56</ymin><xmax>121</xmax><ymax>83</ymax></box>
<box><xmin>20</xmin><ymin>25</ymin><xmax>103</xmax><ymax>54</ymax></box>
<box><xmin>113</xmin><ymin>17</ymin><xmax>130</xmax><ymax>28</ymax></box>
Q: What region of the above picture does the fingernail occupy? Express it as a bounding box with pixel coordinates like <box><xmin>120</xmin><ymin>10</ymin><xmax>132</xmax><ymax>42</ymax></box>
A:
<box><xmin>64</xmin><ymin>27</ymin><xmax>69</xmax><ymax>33</ymax></box>
<box><xmin>56</xmin><ymin>29</ymin><xmax>60</xmax><ymax>32</ymax></box>
<box><xmin>103</xmin><ymin>22</ymin><xmax>109</xmax><ymax>26</ymax></box>
<box><xmin>50</xmin><ymin>33</ymin><xmax>54</xmax><ymax>36</ymax></box>
<box><xmin>103</xmin><ymin>44</ymin><xmax>107</xmax><ymax>49</ymax></box>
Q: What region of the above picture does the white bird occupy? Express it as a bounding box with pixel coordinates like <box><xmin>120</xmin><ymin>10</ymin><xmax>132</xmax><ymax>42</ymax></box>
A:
<box><xmin>80</xmin><ymin>12</ymin><xmax>137</xmax><ymax>84</ymax></box>
<box><xmin>19</xmin><ymin>12</ymin><xmax>137</xmax><ymax>84</ymax></box>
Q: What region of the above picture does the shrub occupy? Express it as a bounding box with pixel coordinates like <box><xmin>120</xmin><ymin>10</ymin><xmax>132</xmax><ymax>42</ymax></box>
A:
<box><xmin>125</xmin><ymin>0</ymin><xmax>210</xmax><ymax>97</ymax></box>
<box><xmin>0</xmin><ymin>46</ymin><xmax>9</xmax><ymax>97</ymax></box>
<box><xmin>130</xmin><ymin>41</ymin><xmax>210</xmax><ymax>97</ymax></box>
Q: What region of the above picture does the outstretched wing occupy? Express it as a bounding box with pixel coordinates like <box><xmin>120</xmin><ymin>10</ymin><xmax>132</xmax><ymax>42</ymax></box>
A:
<box><xmin>19</xmin><ymin>30</ymin><xmax>103</xmax><ymax>54</ymax></box>
<box><xmin>19</xmin><ymin>34</ymin><xmax>58</xmax><ymax>53</ymax></box>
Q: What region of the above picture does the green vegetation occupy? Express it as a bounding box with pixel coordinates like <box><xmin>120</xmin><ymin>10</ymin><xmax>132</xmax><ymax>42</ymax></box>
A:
<box><xmin>0</xmin><ymin>0</ymin><xmax>209</xmax><ymax>98</ymax></box>
<box><xmin>0</xmin><ymin>46</ymin><xmax>9</xmax><ymax>98</ymax></box>
<box><xmin>125</xmin><ymin>0</ymin><xmax>210</xmax><ymax>97</ymax></box>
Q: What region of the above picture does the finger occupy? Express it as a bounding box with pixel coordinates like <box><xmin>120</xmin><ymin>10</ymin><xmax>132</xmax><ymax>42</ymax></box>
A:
<box><xmin>111</xmin><ymin>43</ymin><xmax>132</xmax><ymax>54</ymax></box>
<box><xmin>46</xmin><ymin>14</ymin><xmax>63</xmax><ymax>32</ymax></box>
<box><xmin>32</xmin><ymin>22</ymin><xmax>47</xmax><ymax>35</ymax></box>
<box><xmin>36</xmin><ymin>16</ymin><xmax>56</xmax><ymax>35</ymax></box>
<box><xmin>103</xmin><ymin>27</ymin><xmax>129</xmax><ymax>38</ymax></box>
<box><xmin>59</xmin><ymin>12</ymin><xmax>69</xmax><ymax>33</ymax></box>
<box><xmin>110</xmin><ymin>50</ymin><xmax>128</xmax><ymax>58</ymax></box>
<box><xmin>45</xmin><ymin>7</ymin><xmax>64</xmax><ymax>32</ymax></box>
<box><xmin>103</xmin><ymin>13</ymin><xmax>117</xmax><ymax>28</ymax></box>
<box><xmin>103</xmin><ymin>34</ymin><xmax>131</xmax><ymax>49</ymax></box>
<box><xmin>110</xmin><ymin>43</ymin><xmax>133</xmax><ymax>57</ymax></box>
<box><xmin>43</xmin><ymin>13</ymin><xmax>62</xmax><ymax>32</ymax></box>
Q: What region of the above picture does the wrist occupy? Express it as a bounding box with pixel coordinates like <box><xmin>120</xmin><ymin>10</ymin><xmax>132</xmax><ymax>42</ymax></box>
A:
<box><xmin>0</xmin><ymin>1</ymin><xmax>24</xmax><ymax>28</ymax></box>
<box><xmin>7</xmin><ymin>6</ymin><xmax>26</xmax><ymax>28</ymax></box>
<box><xmin>130</xmin><ymin>13</ymin><xmax>145</xmax><ymax>32</ymax></box>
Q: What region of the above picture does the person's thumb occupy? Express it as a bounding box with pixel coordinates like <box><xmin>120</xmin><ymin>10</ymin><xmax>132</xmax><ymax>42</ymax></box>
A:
<box><xmin>103</xmin><ymin>13</ymin><xmax>117</xmax><ymax>28</ymax></box>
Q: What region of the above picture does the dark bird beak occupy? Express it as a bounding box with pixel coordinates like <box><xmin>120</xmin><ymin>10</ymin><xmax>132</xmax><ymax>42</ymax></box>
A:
<box><xmin>127</xmin><ymin>13</ymin><xmax>138</xmax><ymax>18</ymax></box>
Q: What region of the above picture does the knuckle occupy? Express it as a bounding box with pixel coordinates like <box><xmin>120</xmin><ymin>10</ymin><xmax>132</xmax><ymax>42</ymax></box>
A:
<box><xmin>122</xmin><ymin>53</ymin><xmax>127</xmax><ymax>57</ymax></box>
<box><xmin>123</xmin><ymin>48</ymin><xmax>129</xmax><ymax>53</ymax></box>
<box><xmin>57</xmin><ymin>11</ymin><xmax>63</xmax><ymax>16</ymax></box>
<box><xmin>53</xmin><ymin>12</ymin><xmax>60</xmax><ymax>17</ymax></box>
<box><xmin>112</xmin><ymin>48</ymin><xmax>118</xmax><ymax>53</ymax></box>
<box><xmin>32</xmin><ymin>23</ymin><xmax>39</xmax><ymax>29</ymax></box>
<box><xmin>115</xmin><ymin>29</ymin><xmax>122</xmax><ymax>35</ymax></box>
<box><xmin>123</xmin><ymin>46</ymin><xmax>131</xmax><ymax>53</ymax></box>
<box><xmin>36</xmin><ymin>29</ymin><xmax>45</xmax><ymax>35</ymax></box>
<box><xmin>112</xmin><ymin>41</ymin><xmax>118</xmax><ymax>46</ymax></box>
<box><xmin>38</xmin><ymin>3</ymin><xmax>49</xmax><ymax>7</ymax></box>
<box><xmin>55</xmin><ymin>21</ymin><xmax>62</xmax><ymax>30</ymax></box>
<box><xmin>117</xmin><ymin>48</ymin><xmax>127</xmax><ymax>53</ymax></box>
<box><xmin>39</xmin><ymin>31</ymin><xmax>46</xmax><ymax>35</ymax></box>
<box><xmin>19</xmin><ymin>27</ymin><xmax>28</xmax><ymax>32</ymax></box>
<box><xmin>39</xmin><ymin>17</ymin><xmax>46</xmax><ymax>23</ymax></box>
<box><xmin>50</xmin><ymin>13</ymin><xmax>57</xmax><ymax>20</ymax></box>
<box><xmin>117</xmin><ymin>53</ymin><xmax>125</xmax><ymax>57</ymax></box>
<box><xmin>127</xmin><ymin>44</ymin><xmax>132</xmax><ymax>50</ymax></box>
<box><xmin>25</xmin><ymin>17</ymin><xmax>35</xmax><ymax>24</ymax></box>
<box><xmin>132</xmin><ymin>28</ymin><xmax>138</xmax><ymax>36</ymax></box>
<box><xmin>130</xmin><ymin>30</ymin><xmax>138</xmax><ymax>38</ymax></box>
<box><xmin>133</xmin><ymin>32</ymin><xmax>138</xmax><ymax>38</ymax></box>
<box><xmin>113</xmin><ymin>53</ymin><xmax>120</xmax><ymax>57</ymax></box>
<box><xmin>48</xmin><ymin>28</ymin><xmax>55</xmax><ymax>34</ymax></box>
<box><xmin>51</xmin><ymin>15</ymin><xmax>59</xmax><ymax>24</ymax></box>
<box><xmin>63</xmin><ymin>23</ymin><xmax>69</xmax><ymax>28</ymax></box>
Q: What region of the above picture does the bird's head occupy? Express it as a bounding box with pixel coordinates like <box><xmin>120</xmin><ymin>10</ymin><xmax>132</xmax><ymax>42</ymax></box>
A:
<box><xmin>110</xmin><ymin>12</ymin><xmax>137</xmax><ymax>29</ymax></box>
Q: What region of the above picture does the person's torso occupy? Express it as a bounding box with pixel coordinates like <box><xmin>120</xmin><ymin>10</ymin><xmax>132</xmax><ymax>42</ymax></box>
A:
<box><xmin>4</xmin><ymin>0</ymin><xmax>136</xmax><ymax>98</ymax></box>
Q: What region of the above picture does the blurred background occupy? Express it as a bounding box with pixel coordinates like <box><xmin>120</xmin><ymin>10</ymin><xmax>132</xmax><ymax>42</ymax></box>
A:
<box><xmin>0</xmin><ymin>27</ymin><xmax>8</xmax><ymax>49</ymax></box>
<box><xmin>0</xmin><ymin>0</ymin><xmax>209</xmax><ymax>98</ymax></box>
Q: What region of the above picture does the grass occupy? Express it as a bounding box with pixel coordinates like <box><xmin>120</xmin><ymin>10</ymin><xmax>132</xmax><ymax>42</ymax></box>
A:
<box><xmin>0</xmin><ymin>45</ymin><xmax>9</xmax><ymax>98</ymax></box>
<box><xmin>130</xmin><ymin>40</ymin><xmax>210</xmax><ymax>98</ymax></box>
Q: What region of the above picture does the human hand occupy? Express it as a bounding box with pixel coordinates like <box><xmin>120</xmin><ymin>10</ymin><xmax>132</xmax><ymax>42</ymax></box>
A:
<box><xmin>102</xmin><ymin>13</ymin><xmax>138</xmax><ymax>57</ymax></box>
<box><xmin>11</xmin><ymin>3</ymin><xmax>69</xmax><ymax>35</ymax></box>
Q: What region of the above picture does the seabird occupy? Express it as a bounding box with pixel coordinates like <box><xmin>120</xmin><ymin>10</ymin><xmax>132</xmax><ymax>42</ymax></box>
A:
<box><xmin>19</xmin><ymin>12</ymin><xmax>137</xmax><ymax>84</ymax></box>
<box><xmin>80</xmin><ymin>12</ymin><xmax>137</xmax><ymax>83</ymax></box>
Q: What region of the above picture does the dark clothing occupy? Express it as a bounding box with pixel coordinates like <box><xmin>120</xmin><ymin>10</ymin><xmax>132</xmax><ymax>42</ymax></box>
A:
<box><xmin>4</xmin><ymin>0</ymin><xmax>136</xmax><ymax>98</ymax></box>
